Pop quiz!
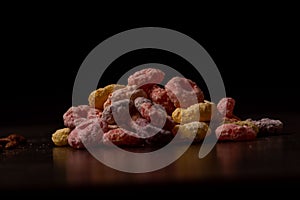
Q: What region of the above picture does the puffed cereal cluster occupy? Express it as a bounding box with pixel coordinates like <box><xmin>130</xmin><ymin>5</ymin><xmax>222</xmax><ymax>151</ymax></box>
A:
<box><xmin>52</xmin><ymin>68</ymin><xmax>284</xmax><ymax>149</ymax></box>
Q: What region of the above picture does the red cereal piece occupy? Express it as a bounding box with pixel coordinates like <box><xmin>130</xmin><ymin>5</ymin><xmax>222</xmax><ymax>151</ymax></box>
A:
<box><xmin>215</xmin><ymin>123</ymin><xmax>257</xmax><ymax>141</ymax></box>
<box><xmin>134</xmin><ymin>98</ymin><xmax>153</xmax><ymax>121</ymax></box>
<box><xmin>165</xmin><ymin>77</ymin><xmax>205</xmax><ymax>108</ymax></box>
<box><xmin>128</xmin><ymin>68</ymin><xmax>165</xmax><ymax>87</ymax></box>
<box><xmin>68</xmin><ymin>118</ymin><xmax>108</xmax><ymax>149</ymax></box>
<box><xmin>102</xmin><ymin>128</ymin><xmax>143</xmax><ymax>147</ymax></box>
<box><xmin>134</xmin><ymin>97</ymin><xmax>167</xmax><ymax>128</ymax></box>
<box><xmin>138</xmin><ymin>83</ymin><xmax>157</xmax><ymax>95</ymax></box>
<box><xmin>130</xmin><ymin>88</ymin><xmax>148</xmax><ymax>101</ymax></box>
<box><xmin>217</xmin><ymin>97</ymin><xmax>236</xmax><ymax>118</ymax></box>
<box><xmin>148</xmin><ymin>85</ymin><xmax>176</xmax><ymax>115</ymax></box>
<box><xmin>63</xmin><ymin>105</ymin><xmax>91</xmax><ymax>128</ymax></box>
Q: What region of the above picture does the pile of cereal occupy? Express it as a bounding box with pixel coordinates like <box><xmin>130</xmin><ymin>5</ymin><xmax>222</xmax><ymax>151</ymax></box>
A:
<box><xmin>51</xmin><ymin>68</ymin><xmax>283</xmax><ymax>149</ymax></box>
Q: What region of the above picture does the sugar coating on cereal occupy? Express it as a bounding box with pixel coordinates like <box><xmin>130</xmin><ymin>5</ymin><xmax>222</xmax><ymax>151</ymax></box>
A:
<box><xmin>63</xmin><ymin>105</ymin><xmax>91</xmax><ymax>129</ymax></box>
<box><xmin>68</xmin><ymin>128</ymin><xmax>84</xmax><ymax>149</ymax></box>
<box><xmin>165</xmin><ymin>77</ymin><xmax>205</xmax><ymax>108</ymax></box>
<box><xmin>215</xmin><ymin>123</ymin><xmax>257</xmax><ymax>141</ymax></box>
<box><xmin>172</xmin><ymin>121</ymin><xmax>211</xmax><ymax>142</ymax></box>
<box><xmin>148</xmin><ymin>85</ymin><xmax>175</xmax><ymax>115</ymax></box>
<box><xmin>246</xmin><ymin>118</ymin><xmax>283</xmax><ymax>135</ymax></box>
<box><xmin>52</xmin><ymin>127</ymin><xmax>71</xmax><ymax>146</ymax></box>
<box><xmin>53</xmin><ymin>67</ymin><xmax>284</xmax><ymax>149</ymax></box>
<box><xmin>68</xmin><ymin>118</ymin><xmax>108</xmax><ymax>149</ymax></box>
<box><xmin>128</xmin><ymin>68</ymin><xmax>165</xmax><ymax>87</ymax></box>
<box><xmin>103</xmin><ymin>85</ymin><xmax>147</xmax><ymax>109</ymax></box>
<box><xmin>172</xmin><ymin>100</ymin><xmax>216</xmax><ymax>124</ymax></box>
<box><xmin>217</xmin><ymin>97</ymin><xmax>236</xmax><ymax>118</ymax></box>
<box><xmin>232</xmin><ymin>120</ymin><xmax>259</xmax><ymax>134</ymax></box>
<box><xmin>134</xmin><ymin>97</ymin><xmax>168</xmax><ymax>128</ymax></box>
<box><xmin>88</xmin><ymin>84</ymin><xmax>125</xmax><ymax>110</ymax></box>
<box><xmin>102</xmin><ymin>128</ymin><xmax>144</xmax><ymax>147</ymax></box>
<box><xmin>87</xmin><ymin>108</ymin><xmax>102</xmax><ymax>119</ymax></box>
<box><xmin>63</xmin><ymin>105</ymin><xmax>105</xmax><ymax>129</ymax></box>
<box><xmin>101</xmin><ymin>99</ymin><xmax>134</xmax><ymax>125</ymax></box>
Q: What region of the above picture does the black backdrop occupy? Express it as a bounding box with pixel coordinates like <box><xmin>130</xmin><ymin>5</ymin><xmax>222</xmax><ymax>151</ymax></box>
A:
<box><xmin>1</xmin><ymin>14</ymin><xmax>298</xmax><ymax>127</ymax></box>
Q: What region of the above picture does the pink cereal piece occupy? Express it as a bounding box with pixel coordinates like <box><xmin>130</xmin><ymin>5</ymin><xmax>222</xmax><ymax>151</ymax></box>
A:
<box><xmin>134</xmin><ymin>97</ymin><xmax>152</xmax><ymax>110</ymax></box>
<box><xmin>68</xmin><ymin>118</ymin><xmax>108</xmax><ymax>149</ymax></box>
<box><xmin>149</xmin><ymin>85</ymin><xmax>176</xmax><ymax>115</ymax></box>
<box><xmin>67</xmin><ymin>129</ymin><xmax>84</xmax><ymax>149</ymax></box>
<box><xmin>102</xmin><ymin>128</ymin><xmax>143</xmax><ymax>147</ymax></box>
<box><xmin>101</xmin><ymin>99</ymin><xmax>134</xmax><ymax>125</ymax></box>
<box><xmin>87</xmin><ymin>108</ymin><xmax>102</xmax><ymax>119</ymax></box>
<box><xmin>67</xmin><ymin>118</ymin><xmax>170</xmax><ymax>148</ymax></box>
<box><xmin>103</xmin><ymin>86</ymin><xmax>147</xmax><ymax>109</ymax></box>
<box><xmin>134</xmin><ymin>97</ymin><xmax>167</xmax><ymax>128</ymax></box>
<box><xmin>127</xmin><ymin>68</ymin><xmax>165</xmax><ymax>87</ymax></box>
<box><xmin>215</xmin><ymin>123</ymin><xmax>257</xmax><ymax>141</ymax></box>
<box><xmin>217</xmin><ymin>97</ymin><xmax>236</xmax><ymax>118</ymax></box>
<box><xmin>63</xmin><ymin>105</ymin><xmax>91</xmax><ymax>128</ymax></box>
<box><xmin>165</xmin><ymin>77</ymin><xmax>205</xmax><ymax>108</ymax></box>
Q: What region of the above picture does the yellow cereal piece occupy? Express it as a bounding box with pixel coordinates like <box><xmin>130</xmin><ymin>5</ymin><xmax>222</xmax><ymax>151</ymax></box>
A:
<box><xmin>233</xmin><ymin>120</ymin><xmax>259</xmax><ymax>133</ymax></box>
<box><xmin>88</xmin><ymin>84</ymin><xmax>125</xmax><ymax>110</ymax></box>
<box><xmin>52</xmin><ymin>128</ymin><xmax>71</xmax><ymax>146</ymax></box>
<box><xmin>172</xmin><ymin>100</ymin><xmax>216</xmax><ymax>124</ymax></box>
<box><xmin>172</xmin><ymin>121</ymin><xmax>211</xmax><ymax>142</ymax></box>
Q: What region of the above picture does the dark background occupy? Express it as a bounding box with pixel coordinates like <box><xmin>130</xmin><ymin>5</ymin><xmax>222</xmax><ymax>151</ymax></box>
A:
<box><xmin>1</xmin><ymin>6</ymin><xmax>300</xmax><ymax>195</ymax></box>
<box><xmin>1</xmin><ymin>10</ymin><xmax>298</xmax><ymax>128</ymax></box>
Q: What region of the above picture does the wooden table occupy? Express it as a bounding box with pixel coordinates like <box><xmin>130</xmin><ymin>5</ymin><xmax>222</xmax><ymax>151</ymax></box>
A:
<box><xmin>1</xmin><ymin>112</ymin><xmax>300</xmax><ymax>195</ymax></box>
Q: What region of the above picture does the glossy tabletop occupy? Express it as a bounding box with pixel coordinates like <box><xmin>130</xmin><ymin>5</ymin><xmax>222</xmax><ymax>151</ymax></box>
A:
<box><xmin>1</xmin><ymin>112</ymin><xmax>300</xmax><ymax>194</ymax></box>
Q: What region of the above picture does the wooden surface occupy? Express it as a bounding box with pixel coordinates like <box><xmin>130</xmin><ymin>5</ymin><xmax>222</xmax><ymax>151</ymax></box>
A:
<box><xmin>1</xmin><ymin>113</ymin><xmax>300</xmax><ymax>194</ymax></box>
